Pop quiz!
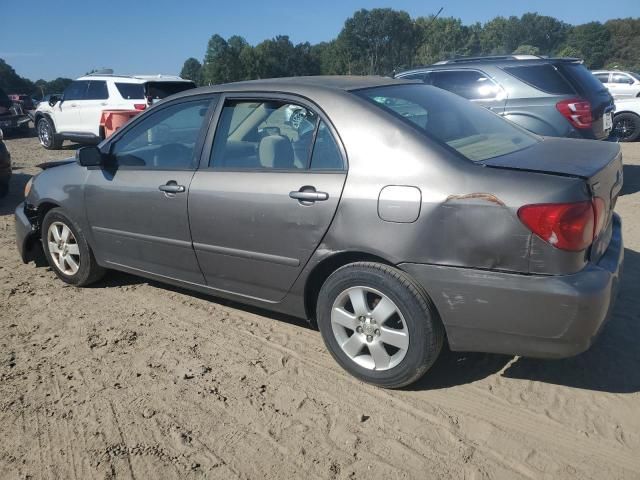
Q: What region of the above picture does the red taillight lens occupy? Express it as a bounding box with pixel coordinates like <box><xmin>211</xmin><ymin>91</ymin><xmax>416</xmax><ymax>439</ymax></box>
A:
<box><xmin>518</xmin><ymin>201</ymin><xmax>595</xmax><ymax>251</ymax></box>
<box><xmin>133</xmin><ymin>104</ymin><xmax>146</xmax><ymax>111</ymax></box>
<box><xmin>556</xmin><ymin>98</ymin><xmax>593</xmax><ymax>129</ymax></box>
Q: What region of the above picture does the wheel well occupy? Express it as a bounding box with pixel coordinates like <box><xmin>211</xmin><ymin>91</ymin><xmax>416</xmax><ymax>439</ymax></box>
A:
<box><xmin>36</xmin><ymin>202</ymin><xmax>60</xmax><ymax>228</ymax></box>
<box><xmin>303</xmin><ymin>251</ymin><xmax>393</xmax><ymax>324</ymax></box>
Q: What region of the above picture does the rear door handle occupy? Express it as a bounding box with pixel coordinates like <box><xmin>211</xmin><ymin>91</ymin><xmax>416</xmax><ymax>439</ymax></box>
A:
<box><xmin>289</xmin><ymin>187</ymin><xmax>329</xmax><ymax>203</ymax></box>
<box><xmin>159</xmin><ymin>181</ymin><xmax>185</xmax><ymax>193</ymax></box>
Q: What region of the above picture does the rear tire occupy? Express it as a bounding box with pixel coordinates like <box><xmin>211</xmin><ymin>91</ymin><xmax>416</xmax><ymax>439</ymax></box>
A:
<box><xmin>37</xmin><ymin>117</ymin><xmax>63</xmax><ymax>150</ymax></box>
<box><xmin>41</xmin><ymin>208</ymin><xmax>105</xmax><ymax>286</ymax></box>
<box><xmin>316</xmin><ymin>262</ymin><xmax>444</xmax><ymax>388</ymax></box>
<box><xmin>613</xmin><ymin>112</ymin><xmax>640</xmax><ymax>142</ymax></box>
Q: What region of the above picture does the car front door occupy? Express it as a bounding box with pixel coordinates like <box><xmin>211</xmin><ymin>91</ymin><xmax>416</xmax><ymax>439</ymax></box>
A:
<box><xmin>188</xmin><ymin>96</ymin><xmax>347</xmax><ymax>302</ymax></box>
<box><xmin>609</xmin><ymin>73</ymin><xmax>635</xmax><ymax>99</ymax></box>
<box><xmin>55</xmin><ymin>80</ymin><xmax>89</xmax><ymax>133</ymax></box>
<box><xmin>84</xmin><ymin>96</ymin><xmax>215</xmax><ymax>283</ymax></box>
<box><xmin>76</xmin><ymin>80</ymin><xmax>109</xmax><ymax>137</ymax></box>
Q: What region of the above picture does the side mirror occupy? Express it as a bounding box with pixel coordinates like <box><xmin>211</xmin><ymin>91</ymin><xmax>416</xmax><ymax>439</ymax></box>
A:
<box><xmin>76</xmin><ymin>146</ymin><xmax>104</xmax><ymax>167</ymax></box>
<box><xmin>48</xmin><ymin>95</ymin><xmax>60</xmax><ymax>107</ymax></box>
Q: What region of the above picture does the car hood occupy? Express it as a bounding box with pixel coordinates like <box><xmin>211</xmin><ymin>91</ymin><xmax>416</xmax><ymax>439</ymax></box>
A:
<box><xmin>480</xmin><ymin>137</ymin><xmax>620</xmax><ymax>179</ymax></box>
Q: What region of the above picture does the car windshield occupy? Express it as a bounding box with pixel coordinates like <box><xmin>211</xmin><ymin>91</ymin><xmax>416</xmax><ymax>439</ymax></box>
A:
<box><xmin>355</xmin><ymin>84</ymin><xmax>539</xmax><ymax>162</ymax></box>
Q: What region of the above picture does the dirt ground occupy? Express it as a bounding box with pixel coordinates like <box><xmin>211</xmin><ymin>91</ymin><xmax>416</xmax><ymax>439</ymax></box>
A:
<box><xmin>1</xmin><ymin>132</ymin><xmax>639</xmax><ymax>480</ymax></box>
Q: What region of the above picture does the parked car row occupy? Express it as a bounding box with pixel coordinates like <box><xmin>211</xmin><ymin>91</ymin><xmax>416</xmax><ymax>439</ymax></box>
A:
<box><xmin>34</xmin><ymin>73</ymin><xmax>196</xmax><ymax>149</ymax></box>
<box><xmin>15</xmin><ymin>73</ymin><xmax>623</xmax><ymax>388</ymax></box>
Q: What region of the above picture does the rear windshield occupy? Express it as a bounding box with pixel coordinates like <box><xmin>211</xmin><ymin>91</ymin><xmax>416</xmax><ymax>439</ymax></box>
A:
<box><xmin>556</xmin><ymin>63</ymin><xmax>608</xmax><ymax>97</ymax></box>
<box><xmin>146</xmin><ymin>81</ymin><xmax>196</xmax><ymax>101</ymax></box>
<box><xmin>503</xmin><ymin>64</ymin><xmax>575</xmax><ymax>95</ymax></box>
<box><xmin>355</xmin><ymin>84</ymin><xmax>539</xmax><ymax>162</ymax></box>
<box><xmin>115</xmin><ymin>81</ymin><xmax>196</xmax><ymax>101</ymax></box>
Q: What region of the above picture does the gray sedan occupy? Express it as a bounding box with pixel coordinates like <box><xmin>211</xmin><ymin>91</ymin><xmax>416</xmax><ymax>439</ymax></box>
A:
<box><xmin>15</xmin><ymin>77</ymin><xmax>623</xmax><ymax>388</ymax></box>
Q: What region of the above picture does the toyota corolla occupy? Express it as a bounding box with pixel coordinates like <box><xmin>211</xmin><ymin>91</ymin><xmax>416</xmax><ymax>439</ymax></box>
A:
<box><xmin>15</xmin><ymin>77</ymin><xmax>623</xmax><ymax>388</ymax></box>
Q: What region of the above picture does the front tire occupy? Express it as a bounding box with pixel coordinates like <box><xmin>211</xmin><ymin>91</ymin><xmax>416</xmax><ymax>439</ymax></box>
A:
<box><xmin>613</xmin><ymin>112</ymin><xmax>640</xmax><ymax>142</ymax></box>
<box><xmin>37</xmin><ymin>117</ymin><xmax>63</xmax><ymax>150</ymax></box>
<box><xmin>316</xmin><ymin>262</ymin><xmax>444</xmax><ymax>388</ymax></box>
<box><xmin>41</xmin><ymin>208</ymin><xmax>105</xmax><ymax>286</ymax></box>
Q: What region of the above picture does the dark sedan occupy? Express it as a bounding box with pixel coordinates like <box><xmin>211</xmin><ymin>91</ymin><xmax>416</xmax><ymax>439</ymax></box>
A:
<box><xmin>15</xmin><ymin>77</ymin><xmax>623</xmax><ymax>388</ymax></box>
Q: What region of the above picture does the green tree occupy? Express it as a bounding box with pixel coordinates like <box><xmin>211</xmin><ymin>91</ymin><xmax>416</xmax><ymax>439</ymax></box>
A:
<box><xmin>180</xmin><ymin>57</ymin><xmax>203</xmax><ymax>85</ymax></box>
<box><xmin>513</xmin><ymin>44</ymin><xmax>540</xmax><ymax>55</ymax></box>
<box><xmin>518</xmin><ymin>13</ymin><xmax>569</xmax><ymax>54</ymax></box>
<box><xmin>413</xmin><ymin>17</ymin><xmax>471</xmax><ymax>65</ymax></box>
<box><xmin>337</xmin><ymin>8</ymin><xmax>416</xmax><ymax>75</ymax></box>
<box><xmin>605</xmin><ymin>18</ymin><xmax>640</xmax><ymax>71</ymax></box>
<box><xmin>0</xmin><ymin>58</ymin><xmax>35</xmax><ymax>93</ymax></box>
<box><xmin>561</xmin><ymin>22</ymin><xmax>611</xmax><ymax>68</ymax></box>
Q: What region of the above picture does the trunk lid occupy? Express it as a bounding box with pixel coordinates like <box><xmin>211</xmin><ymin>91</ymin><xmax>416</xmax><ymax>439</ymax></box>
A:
<box><xmin>482</xmin><ymin>137</ymin><xmax>623</xmax><ymax>262</ymax></box>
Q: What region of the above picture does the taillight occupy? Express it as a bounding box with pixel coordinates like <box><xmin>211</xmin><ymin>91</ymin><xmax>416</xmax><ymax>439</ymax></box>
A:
<box><xmin>556</xmin><ymin>98</ymin><xmax>592</xmax><ymax>129</ymax></box>
<box><xmin>133</xmin><ymin>104</ymin><xmax>146</xmax><ymax>111</ymax></box>
<box><xmin>517</xmin><ymin>201</ymin><xmax>595</xmax><ymax>251</ymax></box>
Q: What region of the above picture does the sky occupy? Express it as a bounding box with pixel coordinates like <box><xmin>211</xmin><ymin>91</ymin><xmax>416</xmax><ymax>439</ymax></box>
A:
<box><xmin>1</xmin><ymin>0</ymin><xmax>638</xmax><ymax>81</ymax></box>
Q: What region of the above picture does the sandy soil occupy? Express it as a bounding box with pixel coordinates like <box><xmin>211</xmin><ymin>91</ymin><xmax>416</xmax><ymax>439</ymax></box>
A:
<box><xmin>1</xmin><ymin>132</ymin><xmax>639</xmax><ymax>480</ymax></box>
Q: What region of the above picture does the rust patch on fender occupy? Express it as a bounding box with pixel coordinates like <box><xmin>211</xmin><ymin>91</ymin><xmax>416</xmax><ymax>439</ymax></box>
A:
<box><xmin>445</xmin><ymin>193</ymin><xmax>506</xmax><ymax>206</ymax></box>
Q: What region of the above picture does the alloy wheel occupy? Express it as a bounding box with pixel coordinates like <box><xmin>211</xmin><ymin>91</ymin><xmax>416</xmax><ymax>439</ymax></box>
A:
<box><xmin>38</xmin><ymin>120</ymin><xmax>52</xmax><ymax>147</ymax></box>
<box><xmin>47</xmin><ymin>221</ymin><xmax>80</xmax><ymax>276</ymax></box>
<box><xmin>330</xmin><ymin>286</ymin><xmax>409</xmax><ymax>371</ymax></box>
<box><xmin>614</xmin><ymin>116</ymin><xmax>637</xmax><ymax>140</ymax></box>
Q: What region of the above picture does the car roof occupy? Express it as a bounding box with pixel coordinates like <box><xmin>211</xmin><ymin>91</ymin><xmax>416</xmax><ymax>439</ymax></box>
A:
<box><xmin>397</xmin><ymin>56</ymin><xmax>583</xmax><ymax>76</ymax></box>
<box><xmin>76</xmin><ymin>74</ymin><xmax>191</xmax><ymax>84</ymax></box>
<box><xmin>171</xmin><ymin>75</ymin><xmax>411</xmax><ymax>99</ymax></box>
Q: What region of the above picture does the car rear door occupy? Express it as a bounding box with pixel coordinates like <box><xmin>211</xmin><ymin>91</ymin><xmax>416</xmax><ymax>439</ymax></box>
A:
<box><xmin>85</xmin><ymin>96</ymin><xmax>216</xmax><ymax>283</ymax></box>
<box><xmin>188</xmin><ymin>95</ymin><xmax>347</xmax><ymax>302</ymax></box>
<box><xmin>608</xmin><ymin>72</ymin><xmax>636</xmax><ymax>99</ymax></box>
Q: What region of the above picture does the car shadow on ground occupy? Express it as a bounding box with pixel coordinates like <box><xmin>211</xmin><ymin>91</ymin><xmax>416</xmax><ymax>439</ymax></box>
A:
<box><xmin>412</xmin><ymin>248</ymin><xmax>640</xmax><ymax>394</ymax></box>
<box><xmin>621</xmin><ymin>164</ymin><xmax>640</xmax><ymax>196</ymax></box>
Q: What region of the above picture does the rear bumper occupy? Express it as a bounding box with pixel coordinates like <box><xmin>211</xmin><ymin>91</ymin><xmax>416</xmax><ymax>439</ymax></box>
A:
<box><xmin>400</xmin><ymin>214</ymin><xmax>623</xmax><ymax>359</ymax></box>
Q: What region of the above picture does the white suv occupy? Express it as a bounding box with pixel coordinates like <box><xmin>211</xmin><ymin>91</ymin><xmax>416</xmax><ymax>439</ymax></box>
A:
<box><xmin>35</xmin><ymin>74</ymin><xmax>195</xmax><ymax>149</ymax></box>
<box><xmin>592</xmin><ymin>70</ymin><xmax>640</xmax><ymax>99</ymax></box>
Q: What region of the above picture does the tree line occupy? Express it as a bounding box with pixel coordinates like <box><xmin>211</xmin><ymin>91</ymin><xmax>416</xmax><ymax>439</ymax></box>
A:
<box><xmin>180</xmin><ymin>10</ymin><xmax>640</xmax><ymax>85</ymax></box>
<box><xmin>1</xmin><ymin>9</ymin><xmax>638</xmax><ymax>96</ymax></box>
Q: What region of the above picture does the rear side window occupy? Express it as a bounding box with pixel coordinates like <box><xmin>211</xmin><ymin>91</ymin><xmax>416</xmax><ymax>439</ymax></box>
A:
<box><xmin>356</xmin><ymin>84</ymin><xmax>539</xmax><ymax>162</ymax></box>
<box><xmin>86</xmin><ymin>81</ymin><xmax>109</xmax><ymax>100</ymax></box>
<box><xmin>428</xmin><ymin>70</ymin><xmax>502</xmax><ymax>100</ymax></box>
<box><xmin>115</xmin><ymin>83</ymin><xmax>144</xmax><ymax>99</ymax></box>
<box><xmin>63</xmin><ymin>81</ymin><xmax>89</xmax><ymax>101</ymax></box>
<box><xmin>503</xmin><ymin>65</ymin><xmax>574</xmax><ymax>95</ymax></box>
<box><xmin>310</xmin><ymin>122</ymin><xmax>343</xmax><ymax>170</ymax></box>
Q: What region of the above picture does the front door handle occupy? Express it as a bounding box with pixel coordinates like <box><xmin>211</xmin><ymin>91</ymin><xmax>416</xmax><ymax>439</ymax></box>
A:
<box><xmin>159</xmin><ymin>181</ymin><xmax>185</xmax><ymax>193</ymax></box>
<box><xmin>289</xmin><ymin>187</ymin><xmax>329</xmax><ymax>203</ymax></box>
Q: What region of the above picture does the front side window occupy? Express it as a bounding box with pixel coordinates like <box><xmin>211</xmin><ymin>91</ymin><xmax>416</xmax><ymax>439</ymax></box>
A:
<box><xmin>211</xmin><ymin>99</ymin><xmax>320</xmax><ymax>170</ymax></box>
<box><xmin>111</xmin><ymin>99</ymin><xmax>210</xmax><ymax>169</ymax></box>
<box><xmin>63</xmin><ymin>81</ymin><xmax>89</xmax><ymax>101</ymax></box>
<box><xmin>611</xmin><ymin>73</ymin><xmax>633</xmax><ymax>84</ymax></box>
<box><xmin>86</xmin><ymin>81</ymin><xmax>109</xmax><ymax>100</ymax></box>
<box><xmin>356</xmin><ymin>84</ymin><xmax>539</xmax><ymax>162</ymax></box>
<box><xmin>427</xmin><ymin>70</ymin><xmax>502</xmax><ymax>100</ymax></box>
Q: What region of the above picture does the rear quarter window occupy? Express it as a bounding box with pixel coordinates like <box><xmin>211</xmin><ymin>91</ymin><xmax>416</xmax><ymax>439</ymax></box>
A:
<box><xmin>115</xmin><ymin>83</ymin><xmax>144</xmax><ymax>99</ymax></box>
<box><xmin>503</xmin><ymin>64</ymin><xmax>575</xmax><ymax>95</ymax></box>
<box><xmin>556</xmin><ymin>63</ymin><xmax>608</xmax><ymax>97</ymax></box>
